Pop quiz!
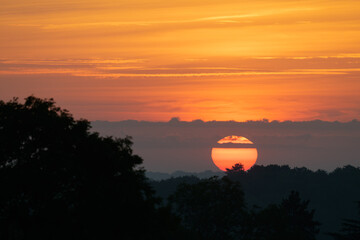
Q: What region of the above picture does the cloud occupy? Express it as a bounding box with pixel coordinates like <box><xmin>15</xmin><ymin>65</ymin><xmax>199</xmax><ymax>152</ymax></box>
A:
<box><xmin>1</xmin><ymin>55</ymin><xmax>359</xmax><ymax>125</ymax></box>
<box><xmin>1</xmin><ymin>58</ymin><xmax>358</xmax><ymax>77</ymax></box>
<box><xmin>91</xmin><ymin>119</ymin><xmax>360</xmax><ymax>172</ymax></box>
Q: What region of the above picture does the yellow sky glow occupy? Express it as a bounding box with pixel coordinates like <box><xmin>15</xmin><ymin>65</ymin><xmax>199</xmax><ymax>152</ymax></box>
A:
<box><xmin>1</xmin><ymin>0</ymin><xmax>360</xmax><ymax>121</ymax></box>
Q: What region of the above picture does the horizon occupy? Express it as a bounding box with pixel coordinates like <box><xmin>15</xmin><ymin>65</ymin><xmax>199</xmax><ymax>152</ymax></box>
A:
<box><xmin>92</xmin><ymin>117</ymin><xmax>360</xmax><ymax>123</ymax></box>
<box><xmin>91</xmin><ymin>118</ymin><xmax>360</xmax><ymax>173</ymax></box>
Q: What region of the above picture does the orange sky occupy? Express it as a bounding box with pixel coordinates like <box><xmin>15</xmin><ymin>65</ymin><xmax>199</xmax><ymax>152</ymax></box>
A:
<box><xmin>1</xmin><ymin>0</ymin><xmax>360</xmax><ymax>121</ymax></box>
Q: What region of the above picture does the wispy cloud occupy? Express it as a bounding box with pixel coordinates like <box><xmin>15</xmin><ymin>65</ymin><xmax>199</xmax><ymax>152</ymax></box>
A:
<box><xmin>5</xmin><ymin>7</ymin><xmax>316</xmax><ymax>30</ymax></box>
<box><xmin>71</xmin><ymin>70</ymin><xmax>347</xmax><ymax>78</ymax></box>
<box><xmin>8</xmin><ymin>14</ymin><xmax>260</xmax><ymax>30</ymax></box>
<box><xmin>253</xmin><ymin>54</ymin><xmax>360</xmax><ymax>60</ymax></box>
<box><xmin>1</xmin><ymin>58</ymin><xmax>359</xmax><ymax>77</ymax></box>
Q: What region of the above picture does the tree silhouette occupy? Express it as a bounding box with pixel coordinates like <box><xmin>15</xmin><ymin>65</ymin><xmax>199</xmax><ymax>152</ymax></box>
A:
<box><xmin>0</xmin><ymin>96</ymin><xmax>184</xmax><ymax>239</ymax></box>
<box><xmin>251</xmin><ymin>191</ymin><xmax>320</xmax><ymax>240</ymax></box>
<box><xmin>169</xmin><ymin>176</ymin><xmax>249</xmax><ymax>240</ymax></box>
<box><xmin>330</xmin><ymin>201</ymin><xmax>360</xmax><ymax>240</ymax></box>
<box><xmin>226</xmin><ymin>163</ymin><xmax>246</xmax><ymax>174</ymax></box>
<box><xmin>151</xmin><ymin>164</ymin><xmax>360</xmax><ymax>239</ymax></box>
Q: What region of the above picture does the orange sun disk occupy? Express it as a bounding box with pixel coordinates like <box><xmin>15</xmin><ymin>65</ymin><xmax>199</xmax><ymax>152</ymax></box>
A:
<box><xmin>211</xmin><ymin>136</ymin><xmax>258</xmax><ymax>171</ymax></box>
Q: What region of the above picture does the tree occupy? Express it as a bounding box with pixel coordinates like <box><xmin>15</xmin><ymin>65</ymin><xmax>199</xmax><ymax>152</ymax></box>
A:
<box><xmin>169</xmin><ymin>176</ymin><xmax>250</xmax><ymax>240</ymax></box>
<box><xmin>330</xmin><ymin>202</ymin><xmax>360</xmax><ymax>240</ymax></box>
<box><xmin>252</xmin><ymin>191</ymin><xmax>320</xmax><ymax>240</ymax></box>
<box><xmin>0</xmin><ymin>96</ymin><xmax>183</xmax><ymax>239</ymax></box>
<box><xmin>226</xmin><ymin>163</ymin><xmax>246</xmax><ymax>174</ymax></box>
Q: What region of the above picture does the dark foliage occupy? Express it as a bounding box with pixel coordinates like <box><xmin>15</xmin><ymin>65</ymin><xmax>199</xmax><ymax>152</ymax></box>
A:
<box><xmin>227</xmin><ymin>165</ymin><xmax>319</xmax><ymax>239</ymax></box>
<box><xmin>227</xmin><ymin>164</ymin><xmax>360</xmax><ymax>240</ymax></box>
<box><xmin>150</xmin><ymin>175</ymin><xmax>201</xmax><ymax>202</ymax></box>
<box><xmin>250</xmin><ymin>191</ymin><xmax>320</xmax><ymax>240</ymax></box>
<box><xmin>169</xmin><ymin>176</ymin><xmax>249</xmax><ymax>240</ymax></box>
<box><xmin>330</xmin><ymin>202</ymin><xmax>360</xmax><ymax>240</ymax></box>
<box><xmin>0</xmin><ymin>96</ymin><xmax>184</xmax><ymax>240</ymax></box>
<box><xmin>168</xmin><ymin>170</ymin><xmax>319</xmax><ymax>240</ymax></box>
<box><xmin>152</xmin><ymin>164</ymin><xmax>360</xmax><ymax>240</ymax></box>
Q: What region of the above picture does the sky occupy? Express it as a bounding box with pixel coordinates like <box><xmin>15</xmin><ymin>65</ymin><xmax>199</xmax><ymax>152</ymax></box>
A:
<box><xmin>92</xmin><ymin>119</ymin><xmax>360</xmax><ymax>172</ymax></box>
<box><xmin>1</xmin><ymin>0</ymin><xmax>360</xmax><ymax>121</ymax></box>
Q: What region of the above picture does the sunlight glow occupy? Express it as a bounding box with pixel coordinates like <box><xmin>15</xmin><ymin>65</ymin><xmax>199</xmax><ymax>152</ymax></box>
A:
<box><xmin>211</xmin><ymin>148</ymin><xmax>258</xmax><ymax>171</ymax></box>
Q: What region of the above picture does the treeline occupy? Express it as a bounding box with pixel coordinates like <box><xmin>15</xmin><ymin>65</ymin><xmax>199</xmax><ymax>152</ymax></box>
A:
<box><xmin>152</xmin><ymin>164</ymin><xmax>360</xmax><ymax>240</ymax></box>
<box><xmin>168</xmin><ymin>174</ymin><xmax>320</xmax><ymax>240</ymax></box>
<box><xmin>0</xmin><ymin>96</ymin><xmax>359</xmax><ymax>240</ymax></box>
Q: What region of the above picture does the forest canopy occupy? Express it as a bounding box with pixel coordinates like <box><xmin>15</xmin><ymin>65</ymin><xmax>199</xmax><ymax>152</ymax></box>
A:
<box><xmin>0</xmin><ymin>96</ymin><xmax>183</xmax><ymax>239</ymax></box>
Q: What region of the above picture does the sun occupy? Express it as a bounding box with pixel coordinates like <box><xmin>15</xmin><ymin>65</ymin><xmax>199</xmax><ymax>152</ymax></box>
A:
<box><xmin>211</xmin><ymin>136</ymin><xmax>258</xmax><ymax>171</ymax></box>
